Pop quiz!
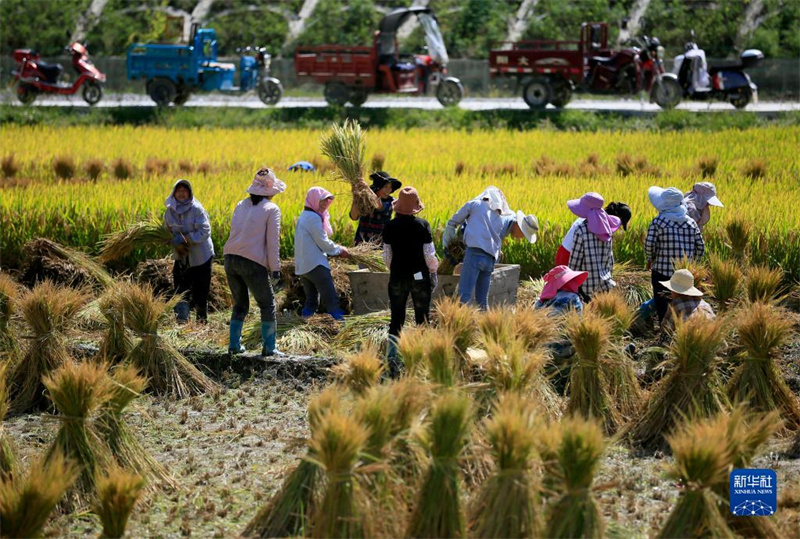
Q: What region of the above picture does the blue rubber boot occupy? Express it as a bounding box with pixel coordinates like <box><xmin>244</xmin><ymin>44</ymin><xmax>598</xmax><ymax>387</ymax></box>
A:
<box><xmin>261</xmin><ymin>321</ymin><xmax>284</xmax><ymax>357</ymax></box>
<box><xmin>228</xmin><ymin>319</ymin><xmax>245</xmax><ymax>354</ymax></box>
<box><xmin>174</xmin><ymin>301</ymin><xmax>190</xmax><ymax>324</ymax></box>
<box><xmin>301</xmin><ymin>306</ymin><xmax>316</xmax><ymax>318</ymax></box>
<box><xmin>329</xmin><ymin>308</ymin><xmax>346</xmax><ymax>321</ymax></box>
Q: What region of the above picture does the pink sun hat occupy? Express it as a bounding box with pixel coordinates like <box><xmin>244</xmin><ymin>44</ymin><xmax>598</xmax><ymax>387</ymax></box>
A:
<box><xmin>539</xmin><ymin>265</ymin><xmax>589</xmax><ymax>300</ymax></box>
<box><xmin>566</xmin><ymin>192</ymin><xmax>621</xmax><ymax>242</ymax></box>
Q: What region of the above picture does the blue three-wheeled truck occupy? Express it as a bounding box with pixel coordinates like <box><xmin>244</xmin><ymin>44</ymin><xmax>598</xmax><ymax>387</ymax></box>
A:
<box><xmin>127</xmin><ymin>25</ymin><xmax>283</xmax><ymax>106</ymax></box>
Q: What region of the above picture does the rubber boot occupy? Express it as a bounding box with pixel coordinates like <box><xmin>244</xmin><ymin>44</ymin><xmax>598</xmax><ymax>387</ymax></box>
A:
<box><xmin>261</xmin><ymin>321</ymin><xmax>284</xmax><ymax>357</ymax></box>
<box><xmin>329</xmin><ymin>308</ymin><xmax>346</xmax><ymax>321</ymax></box>
<box><xmin>175</xmin><ymin>300</ymin><xmax>190</xmax><ymax>324</ymax></box>
<box><xmin>228</xmin><ymin>319</ymin><xmax>245</xmax><ymax>354</ymax></box>
<box><xmin>386</xmin><ymin>335</ymin><xmax>402</xmax><ymax>379</ymax></box>
<box><xmin>301</xmin><ymin>306</ymin><xmax>316</xmax><ymax>318</ymax></box>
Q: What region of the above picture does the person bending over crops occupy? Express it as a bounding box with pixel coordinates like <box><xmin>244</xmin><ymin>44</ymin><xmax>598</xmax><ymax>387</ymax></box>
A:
<box><xmin>659</xmin><ymin>269</ymin><xmax>715</xmax><ymax>336</ymax></box>
<box><xmin>164</xmin><ymin>179</ymin><xmax>214</xmax><ymax>324</ymax></box>
<box><xmin>444</xmin><ymin>186</ymin><xmax>538</xmax><ymax>310</ymax></box>
<box><xmin>645</xmin><ymin>186</ymin><xmax>706</xmax><ymax>323</ymax></box>
<box><xmin>349</xmin><ymin>171</ymin><xmax>401</xmax><ymax>245</ymax></box>
<box><xmin>555</xmin><ymin>201</ymin><xmax>631</xmax><ymax>266</ymax></box>
<box><xmin>295</xmin><ymin>187</ymin><xmax>350</xmax><ymax>321</ymax></box>
<box><xmin>535</xmin><ymin>265</ymin><xmax>589</xmax><ymax>314</ymax></box>
<box><xmin>566</xmin><ymin>192</ymin><xmax>621</xmax><ymax>301</ymax></box>
<box><xmin>382</xmin><ymin>187</ymin><xmax>439</xmax><ymax>375</ymax></box>
<box><xmin>683</xmin><ymin>182</ymin><xmax>724</xmax><ymax>232</ymax></box>
<box><xmin>223</xmin><ymin>168</ymin><xmax>285</xmax><ymax>356</ymax></box>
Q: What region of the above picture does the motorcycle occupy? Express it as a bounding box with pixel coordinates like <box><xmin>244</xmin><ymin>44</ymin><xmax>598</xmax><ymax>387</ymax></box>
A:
<box><xmin>632</xmin><ymin>35</ymin><xmax>683</xmax><ymax>109</ymax></box>
<box><xmin>672</xmin><ymin>32</ymin><xmax>762</xmax><ymax>109</ymax></box>
<box><xmin>11</xmin><ymin>42</ymin><xmax>106</xmax><ymax>105</ymax></box>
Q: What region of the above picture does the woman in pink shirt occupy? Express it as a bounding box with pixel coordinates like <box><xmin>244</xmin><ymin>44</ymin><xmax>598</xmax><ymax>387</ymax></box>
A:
<box><xmin>223</xmin><ymin>168</ymin><xmax>285</xmax><ymax>356</ymax></box>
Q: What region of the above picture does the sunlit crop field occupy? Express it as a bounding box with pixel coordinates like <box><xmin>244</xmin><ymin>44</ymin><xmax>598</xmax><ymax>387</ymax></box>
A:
<box><xmin>1</xmin><ymin>125</ymin><xmax>798</xmax><ymax>278</ymax></box>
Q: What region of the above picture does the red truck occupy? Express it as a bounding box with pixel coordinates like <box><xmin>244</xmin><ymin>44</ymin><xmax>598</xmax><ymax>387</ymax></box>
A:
<box><xmin>294</xmin><ymin>7</ymin><xmax>463</xmax><ymax>107</ymax></box>
<box><xmin>489</xmin><ymin>22</ymin><xmax>680</xmax><ymax>109</ymax></box>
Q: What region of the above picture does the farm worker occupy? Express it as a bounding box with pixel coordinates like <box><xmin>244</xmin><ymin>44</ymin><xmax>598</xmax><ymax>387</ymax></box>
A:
<box><xmin>443</xmin><ymin>186</ymin><xmax>539</xmax><ymax>310</ymax></box>
<box><xmin>164</xmin><ymin>178</ymin><xmax>214</xmax><ymax>324</ymax></box>
<box><xmin>381</xmin><ymin>187</ymin><xmax>439</xmax><ymax>376</ymax></box>
<box><xmin>223</xmin><ymin>168</ymin><xmax>285</xmax><ymax>356</ymax></box>
<box><xmin>566</xmin><ymin>192</ymin><xmax>621</xmax><ymax>300</ymax></box>
<box><xmin>555</xmin><ymin>201</ymin><xmax>632</xmax><ymax>266</ymax></box>
<box><xmin>659</xmin><ymin>268</ymin><xmax>716</xmax><ymax>334</ymax></box>
<box><xmin>349</xmin><ymin>171</ymin><xmax>402</xmax><ymax>245</ymax></box>
<box><xmin>684</xmin><ymin>182</ymin><xmax>724</xmax><ymax>232</ymax></box>
<box><xmin>295</xmin><ymin>187</ymin><xmax>350</xmax><ymax>320</ymax></box>
<box><xmin>645</xmin><ymin>186</ymin><xmax>705</xmax><ymax>323</ymax></box>
<box><xmin>535</xmin><ymin>265</ymin><xmax>589</xmax><ymax>314</ymax></box>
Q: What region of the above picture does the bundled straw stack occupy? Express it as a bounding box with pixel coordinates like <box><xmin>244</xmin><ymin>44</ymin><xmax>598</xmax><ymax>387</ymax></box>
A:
<box><xmin>23</xmin><ymin>238</ymin><xmax>114</xmax><ymax>289</ymax></box>
<box><xmin>98</xmin><ymin>286</ymin><xmax>135</xmax><ymax>363</ymax></box>
<box><xmin>332</xmin><ymin>344</ymin><xmax>384</xmax><ymax>396</ymax></box>
<box><xmin>320</xmin><ymin>119</ymin><xmax>381</xmax><ymax>216</ymax></box>
<box><xmin>98</xmin><ymin>216</ymin><xmax>172</xmax><ymax>263</ymax></box>
<box><xmin>0</xmin><ymin>364</ymin><xmax>15</xmax><ymax>477</ymax></box>
<box><xmin>94</xmin><ymin>466</ymin><xmax>146</xmax><ymax>539</ymax></box>
<box><xmin>0</xmin><ymin>273</ymin><xmax>20</xmax><ymax>365</ymax></box>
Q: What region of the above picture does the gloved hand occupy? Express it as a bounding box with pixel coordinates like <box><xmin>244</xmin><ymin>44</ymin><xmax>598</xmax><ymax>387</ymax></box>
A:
<box><xmin>270</xmin><ymin>271</ymin><xmax>283</xmax><ymax>291</ymax></box>
<box><xmin>442</xmin><ymin>223</ymin><xmax>456</xmax><ymax>250</ymax></box>
<box><xmin>430</xmin><ymin>272</ymin><xmax>438</xmax><ymax>291</ymax></box>
<box><xmin>171</xmin><ymin>234</ymin><xmax>187</xmax><ymax>247</ymax></box>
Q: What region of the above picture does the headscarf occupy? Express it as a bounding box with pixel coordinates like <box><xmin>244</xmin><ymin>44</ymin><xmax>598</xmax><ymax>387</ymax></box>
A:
<box><xmin>165</xmin><ymin>179</ymin><xmax>195</xmax><ymax>215</ymax></box>
<box><xmin>475</xmin><ymin>185</ymin><xmax>514</xmax><ymax>216</ymax></box>
<box><xmin>305</xmin><ymin>186</ymin><xmax>335</xmax><ymax>236</ymax></box>
<box><xmin>649</xmin><ymin>186</ymin><xmax>692</xmax><ymax>224</ymax></box>
<box><xmin>567</xmin><ymin>192</ymin><xmax>621</xmax><ymax>243</ymax></box>
<box><xmin>684</xmin><ymin>182</ymin><xmax>722</xmax><ymax>229</ymax></box>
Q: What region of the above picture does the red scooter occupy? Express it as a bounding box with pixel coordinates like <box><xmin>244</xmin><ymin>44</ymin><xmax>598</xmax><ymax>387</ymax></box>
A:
<box><xmin>12</xmin><ymin>42</ymin><xmax>106</xmax><ymax>105</ymax></box>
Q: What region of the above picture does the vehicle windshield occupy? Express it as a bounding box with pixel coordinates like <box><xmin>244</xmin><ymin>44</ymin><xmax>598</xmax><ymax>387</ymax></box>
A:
<box><xmin>419</xmin><ymin>13</ymin><xmax>448</xmax><ymax>65</ymax></box>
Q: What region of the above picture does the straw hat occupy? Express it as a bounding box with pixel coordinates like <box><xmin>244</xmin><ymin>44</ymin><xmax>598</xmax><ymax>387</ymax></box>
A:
<box><xmin>660</xmin><ymin>269</ymin><xmax>703</xmax><ymax>297</ymax></box>
<box><xmin>393</xmin><ymin>186</ymin><xmax>424</xmax><ymax>215</ymax></box>
<box><xmin>247</xmin><ymin>167</ymin><xmax>286</xmax><ymax>196</ymax></box>
<box><xmin>515</xmin><ymin>211</ymin><xmax>539</xmax><ymax>243</ymax></box>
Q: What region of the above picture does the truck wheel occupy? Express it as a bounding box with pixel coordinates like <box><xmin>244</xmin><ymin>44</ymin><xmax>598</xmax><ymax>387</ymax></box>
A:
<box><xmin>173</xmin><ymin>88</ymin><xmax>191</xmax><ymax>106</ymax></box>
<box><xmin>148</xmin><ymin>78</ymin><xmax>177</xmax><ymax>107</ymax></box>
<box><xmin>651</xmin><ymin>77</ymin><xmax>681</xmax><ymax>109</ymax></box>
<box><xmin>730</xmin><ymin>88</ymin><xmax>752</xmax><ymax>109</ymax></box>
<box><xmin>436</xmin><ymin>78</ymin><xmax>463</xmax><ymax>107</ymax></box>
<box><xmin>348</xmin><ymin>87</ymin><xmax>368</xmax><ymax>107</ymax></box>
<box><xmin>17</xmin><ymin>84</ymin><xmax>37</xmax><ymax>105</ymax></box>
<box><xmin>258</xmin><ymin>78</ymin><xmax>283</xmax><ymax>105</ymax></box>
<box><xmin>550</xmin><ymin>82</ymin><xmax>573</xmax><ymax>108</ymax></box>
<box><xmin>522</xmin><ymin>79</ymin><xmax>552</xmax><ymax>109</ymax></box>
<box><xmin>82</xmin><ymin>81</ymin><xmax>103</xmax><ymax>105</ymax></box>
<box><xmin>324</xmin><ymin>82</ymin><xmax>349</xmax><ymax>106</ymax></box>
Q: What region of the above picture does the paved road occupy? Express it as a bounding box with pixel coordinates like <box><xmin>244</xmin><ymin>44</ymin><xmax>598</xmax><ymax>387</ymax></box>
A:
<box><xmin>3</xmin><ymin>92</ymin><xmax>798</xmax><ymax>112</ymax></box>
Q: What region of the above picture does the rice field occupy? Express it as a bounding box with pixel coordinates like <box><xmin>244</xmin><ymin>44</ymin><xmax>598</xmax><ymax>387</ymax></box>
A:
<box><xmin>1</xmin><ymin>125</ymin><xmax>798</xmax><ymax>279</ymax></box>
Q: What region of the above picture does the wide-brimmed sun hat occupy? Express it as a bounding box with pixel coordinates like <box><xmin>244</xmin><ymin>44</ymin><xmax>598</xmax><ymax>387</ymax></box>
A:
<box><xmin>393</xmin><ymin>186</ymin><xmax>424</xmax><ymax>215</ymax></box>
<box><xmin>540</xmin><ymin>265</ymin><xmax>589</xmax><ymax>300</ymax></box>
<box><xmin>660</xmin><ymin>269</ymin><xmax>703</xmax><ymax>297</ymax></box>
<box><xmin>689</xmin><ymin>182</ymin><xmax>724</xmax><ymax>207</ymax></box>
<box><xmin>247</xmin><ymin>167</ymin><xmax>286</xmax><ymax>196</ymax></box>
<box><xmin>370</xmin><ymin>171</ymin><xmax>402</xmax><ymax>193</ymax></box>
<box><xmin>648</xmin><ymin>186</ymin><xmax>684</xmax><ymax>211</ymax></box>
<box><xmin>515</xmin><ymin>210</ymin><xmax>539</xmax><ymax>243</ymax></box>
<box><xmin>567</xmin><ymin>192</ymin><xmax>605</xmax><ymax>217</ymax></box>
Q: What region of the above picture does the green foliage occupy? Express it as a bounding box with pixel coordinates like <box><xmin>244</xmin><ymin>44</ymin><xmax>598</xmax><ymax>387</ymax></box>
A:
<box><xmin>0</xmin><ymin>0</ymin><xmax>89</xmax><ymax>56</ymax></box>
<box><xmin>206</xmin><ymin>0</ymin><xmax>289</xmax><ymax>56</ymax></box>
<box><xmin>522</xmin><ymin>0</ymin><xmax>625</xmax><ymax>44</ymax></box>
<box><xmin>445</xmin><ymin>0</ymin><xmax>512</xmax><ymax>59</ymax></box>
<box><xmin>298</xmin><ymin>0</ymin><xmax>379</xmax><ymax>47</ymax></box>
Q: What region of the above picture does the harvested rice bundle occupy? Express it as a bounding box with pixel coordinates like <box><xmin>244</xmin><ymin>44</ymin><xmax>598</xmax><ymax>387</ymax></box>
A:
<box><xmin>97</xmin><ymin>216</ymin><xmax>171</xmax><ymax>263</ymax></box>
<box><xmin>23</xmin><ymin>238</ymin><xmax>114</xmax><ymax>290</ymax></box>
<box><xmin>657</xmin><ymin>416</ymin><xmax>736</xmax><ymax>539</ymax></box>
<box><xmin>332</xmin><ymin>344</ymin><xmax>383</xmax><ymax>396</ymax></box>
<box><xmin>424</xmin><ymin>330</ymin><xmax>460</xmax><ymax>388</ymax></box>
<box><xmin>98</xmin><ymin>287</ymin><xmax>134</xmax><ymax>364</ymax></box>
<box><xmin>98</xmin><ymin>365</ymin><xmax>177</xmax><ymax>489</ymax></box>
<box><xmin>541</xmin><ymin>416</ymin><xmax>606</xmax><ymax>539</ymax></box>
<box><xmin>243</xmin><ymin>386</ymin><xmax>344</xmax><ymax>539</ymax></box>
<box><xmin>320</xmin><ymin>119</ymin><xmax>380</xmax><ymax>216</ymax></box>
<box><xmin>435</xmin><ymin>297</ymin><xmax>477</xmax><ymax>369</ymax></box>
<box><xmin>470</xmin><ymin>394</ymin><xmax>540</xmax><ymax>539</ymax></box>
<box><xmin>396</xmin><ymin>325</ymin><xmax>428</xmax><ymax>377</ymax></box>
<box><xmin>477</xmin><ymin>307</ymin><xmax>515</xmax><ymax>346</ymax></box>
<box><xmin>0</xmin><ymin>451</ymin><xmax>80</xmax><ymax>538</ymax></box>
<box><xmin>407</xmin><ymin>392</ymin><xmax>472</xmax><ymax>539</ymax></box>
<box><xmin>387</xmin><ymin>378</ymin><xmax>429</xmax><ymax>484</ymax></box>
<box><xmin>118</xmin><ymin>282</ymin><xmax>217</xmax><ymax>398</ymax></box>
<box><xmin>628</xmin><ymin>316</ymin><xmax>730</xmax><ymax>451</ymax></box>
<box><xmin>310</xmin><ymin>408</ymin><xmax>371</xmax><ymax>539</ymax></box>
<box><xmin>728</xmin><ymin>303</ymin><xmax>800</xmax><ymax>428</ymax></box>
<box><xmin>564</xmin><ymin>312</ymin><xmax>621</xmax><ymax>434</ymax></box>
<box><xmin>586</xmin><ymin>290</ymin><xmax>633</xmax><ymax>337</ymax></box>
<box><xmin>8</xmin><ymin>280</ymin><xmax>91</xmax><ymax>414</ymax></box>
<box><xmin>0</xmin><ymin>272</ymin><xmax>20</xmax><ymax>364</ymax></box>
<box><xmin>0</xmin><ymin>363</ymin><xmax>15</xmax><ymax>478</ymax></box>
<box><xmin>512</xmin><ymin>307</ymin><xmax>558</xmax><ymax>352</ymax></box>
<box><xmin>745</xmin><ymin>265</ymin><xmax>785</xmax><ymax>304</ymax></box>
<box><xmin>330</xmin><ymin>311</ymin><xmax>391</xmax><ymax>355</ymax></box>
<box><xmin>709</xmin><ymin>255</ymin><xmax>742</xmax><ymax>311</ymax></box>
<box><xmin>94</xmin><ymin>466</ymin><xmax>145</xmax><ymax>539</ymax></box>
<box><xmin>726</xmin><ymin>218</ymin><xmax>752</xmax><ymax>259</ymax></box>
<box><xmin>345</xmin><ymin>241</ymin><xmax>389</xmax><ymax>272</ymax></box>
<box><xmin>43</xmin><ymin>361</ymin><xmax>114</xmax><ymax>510</ymax></box>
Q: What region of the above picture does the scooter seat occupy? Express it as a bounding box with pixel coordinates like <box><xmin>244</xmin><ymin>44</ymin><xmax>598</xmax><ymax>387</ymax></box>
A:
<box><xmin>393</xmin><ymin>62</ymin><xmax>415</xmax><ymax>72</ymax></box>
<box><xmin>589</xmin><ymin>56</ymin><xmax>615</xmax><ymax>66</ymax></box>
<box><xmin>37</xmin><ymin>61</ymin><xmax>62</xmax><ymax>83</ymax></box>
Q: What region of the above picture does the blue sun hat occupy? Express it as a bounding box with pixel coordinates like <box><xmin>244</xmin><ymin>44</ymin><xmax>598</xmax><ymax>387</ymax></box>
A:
<box><xmin>288</xmin><ymin>161</ymin><xmax>316</xmax><ymax>172</ymax></box>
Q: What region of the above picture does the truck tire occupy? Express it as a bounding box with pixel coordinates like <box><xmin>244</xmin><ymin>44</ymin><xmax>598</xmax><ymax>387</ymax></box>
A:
<box><xmin>436</xmin><ymin>77</ymin><xmax>463</xmax><ymax>107</ymax></box>
<box><xmin>651</xmin><ymin>77</ymin><xmax>681</xmax><ymax>110</ymax></box>
<box><xmin>324</xmin><ymin>82</ymin><xmax>349</xmax><ymax>106</ymax></box>
<box><xmin>148</xmin><ymin>78</ymin><xmax>177</xmax><ymax>107</ymax></box>
<box><xmin>348</xmin><ymin>87</ymin><xmax>368</xmax><ymax>107</ymax></box>
<box><xmin>82</xmin><ymin>81</ymin><xmax>103</xmax><ymax>105</ymax></box>
<box><xmin>730</xmin><ymin>88</ymin><xmax>752</xmax><ymax>109</ymax></box>
<box><xmin>17</xmin><ymin>83</ymin><xmax>37</xmax><ymax>105</ymax></box>
<box><xmin>258</xmin><ymin>78</ymin><xmax>283</xmax><ymax>106</ymax></box>
<box><xmin>522</xmin><ymin>79</ymin><xmax>552</xmax><ymax>109</ymax></box>
<box><xmin>549</xmin><ymin>82</ymin><xmax>573</xmax><ymax>108</ymax></box>
<box><xmin>173</xmin><ymin>88</ymin><xmax>191</xmax><ymax>106</ymax></box>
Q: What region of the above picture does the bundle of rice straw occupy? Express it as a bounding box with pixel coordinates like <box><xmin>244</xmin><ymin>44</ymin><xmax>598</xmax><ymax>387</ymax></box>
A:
<box><xmin>470</xmin><ymin>394</ymin><xmax>540</xmax><ymax>538</ymax></box>
<box><xmin>98</xmin><ymin>286</ymin><xmax>135</xmax><ymax>364</ymax></box>
<box><xmin>330</xmin><ymin>311</ymin><xmax>391</xmax><ymax>354</ymax></box>
<box><xmin>744</xmin><ymin>265</ymin><xmax>785</xmax><ymax>304</ymax></box>
<box><xmin>345</xmin><ymin>241</ymin><xmax>388</xmax><ymax>273</ymax></box>
<box><xmin>43</xmin><ymin>361</ymin><xmax>114</xmax><ymax>510</ymax></box>
<box><xmin>23</xmin><ymin>238</ymin><xmax>115</xmax><ymax>290</ymax></box>
<box><xmin>332</xmin><ymin>344</ymin><xmax>384</xmax><ymax>396</ymax></box>
<box><xmin>709</xmin><ymin>255</ymin><xmax>742</xmax><ymax>311</ymax></box>
<box><xmin>117</xmin><ymin>282</ymin><xmax>217</xmax><ymax>398</ymax></box>
<box><xmin>0</xmin><ymin>364</ymin><xmax>15</xmax><ymax>478</ymax></box>
<box><xmin>0</xmin><ymin>272</ymin><xmax>20</xmax><ymax>365</ymax></box>
<box><xmin>320</xmin><ymin>119</ymin><xmax>381</xmax><ymax>216</ymax></box>
<box><xmin>94</xmin><ymin>466</ymin><xmax>145</xmax><ymax>539</ymax></box>
<box><xmin>728</xmin><ymin>302</ymin><xmax>800</xmax><ymax>429</ymax></box>
<box><xmin>386</xmin><ymin>378</ymin><xmax>429</xmax><ymax>482</ymax></box>
<box><xmin>98</xmin><ymin>365</ymin><xmax>177</xmax><ymax>489</ymax></box>
<box><xmin>0</xmin><ymin>451</ymin><xmax>80</xmax><ymax>538</ymax></box>
<box><xmin>98</xmin><ymin>216</ymin><xmax>172</xmax><ymax>263</ymax></box>
<box><xmin>540</xmin><ymin>416</ymin><xmax>606</xmax><ymax>538</ymax></box>
<box><xmin>435</xmin><ymin>297</ymin><xmax>477</xmax><ymax>371</ymax></box>
<box><xmin>242</xmin><ymin>386</ymin><xmax>343</xmax><ymax>538</ymax></box>
<box><xmin>628</xmin><ymin>315</ymin><xmax>730</xmax><ymax>451</ymax></box>
<box><xmin>407</xmin><ymin>392</ymin><xmax>472</xmax><ymax>539</ymax></box>
<box><xmin>564</xmin><ymin>312</ymin><xmax>621</xmax><ymax>434</ymax></box>
<box><xmin>512</xmin><ymin>306</ymin><xmax>558</xmax><ymax>352</ymax></box>
<box><xmin>8</xmin><ymin>280</ymin><xmax>91</xmax><ymax>414</ymax></box>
